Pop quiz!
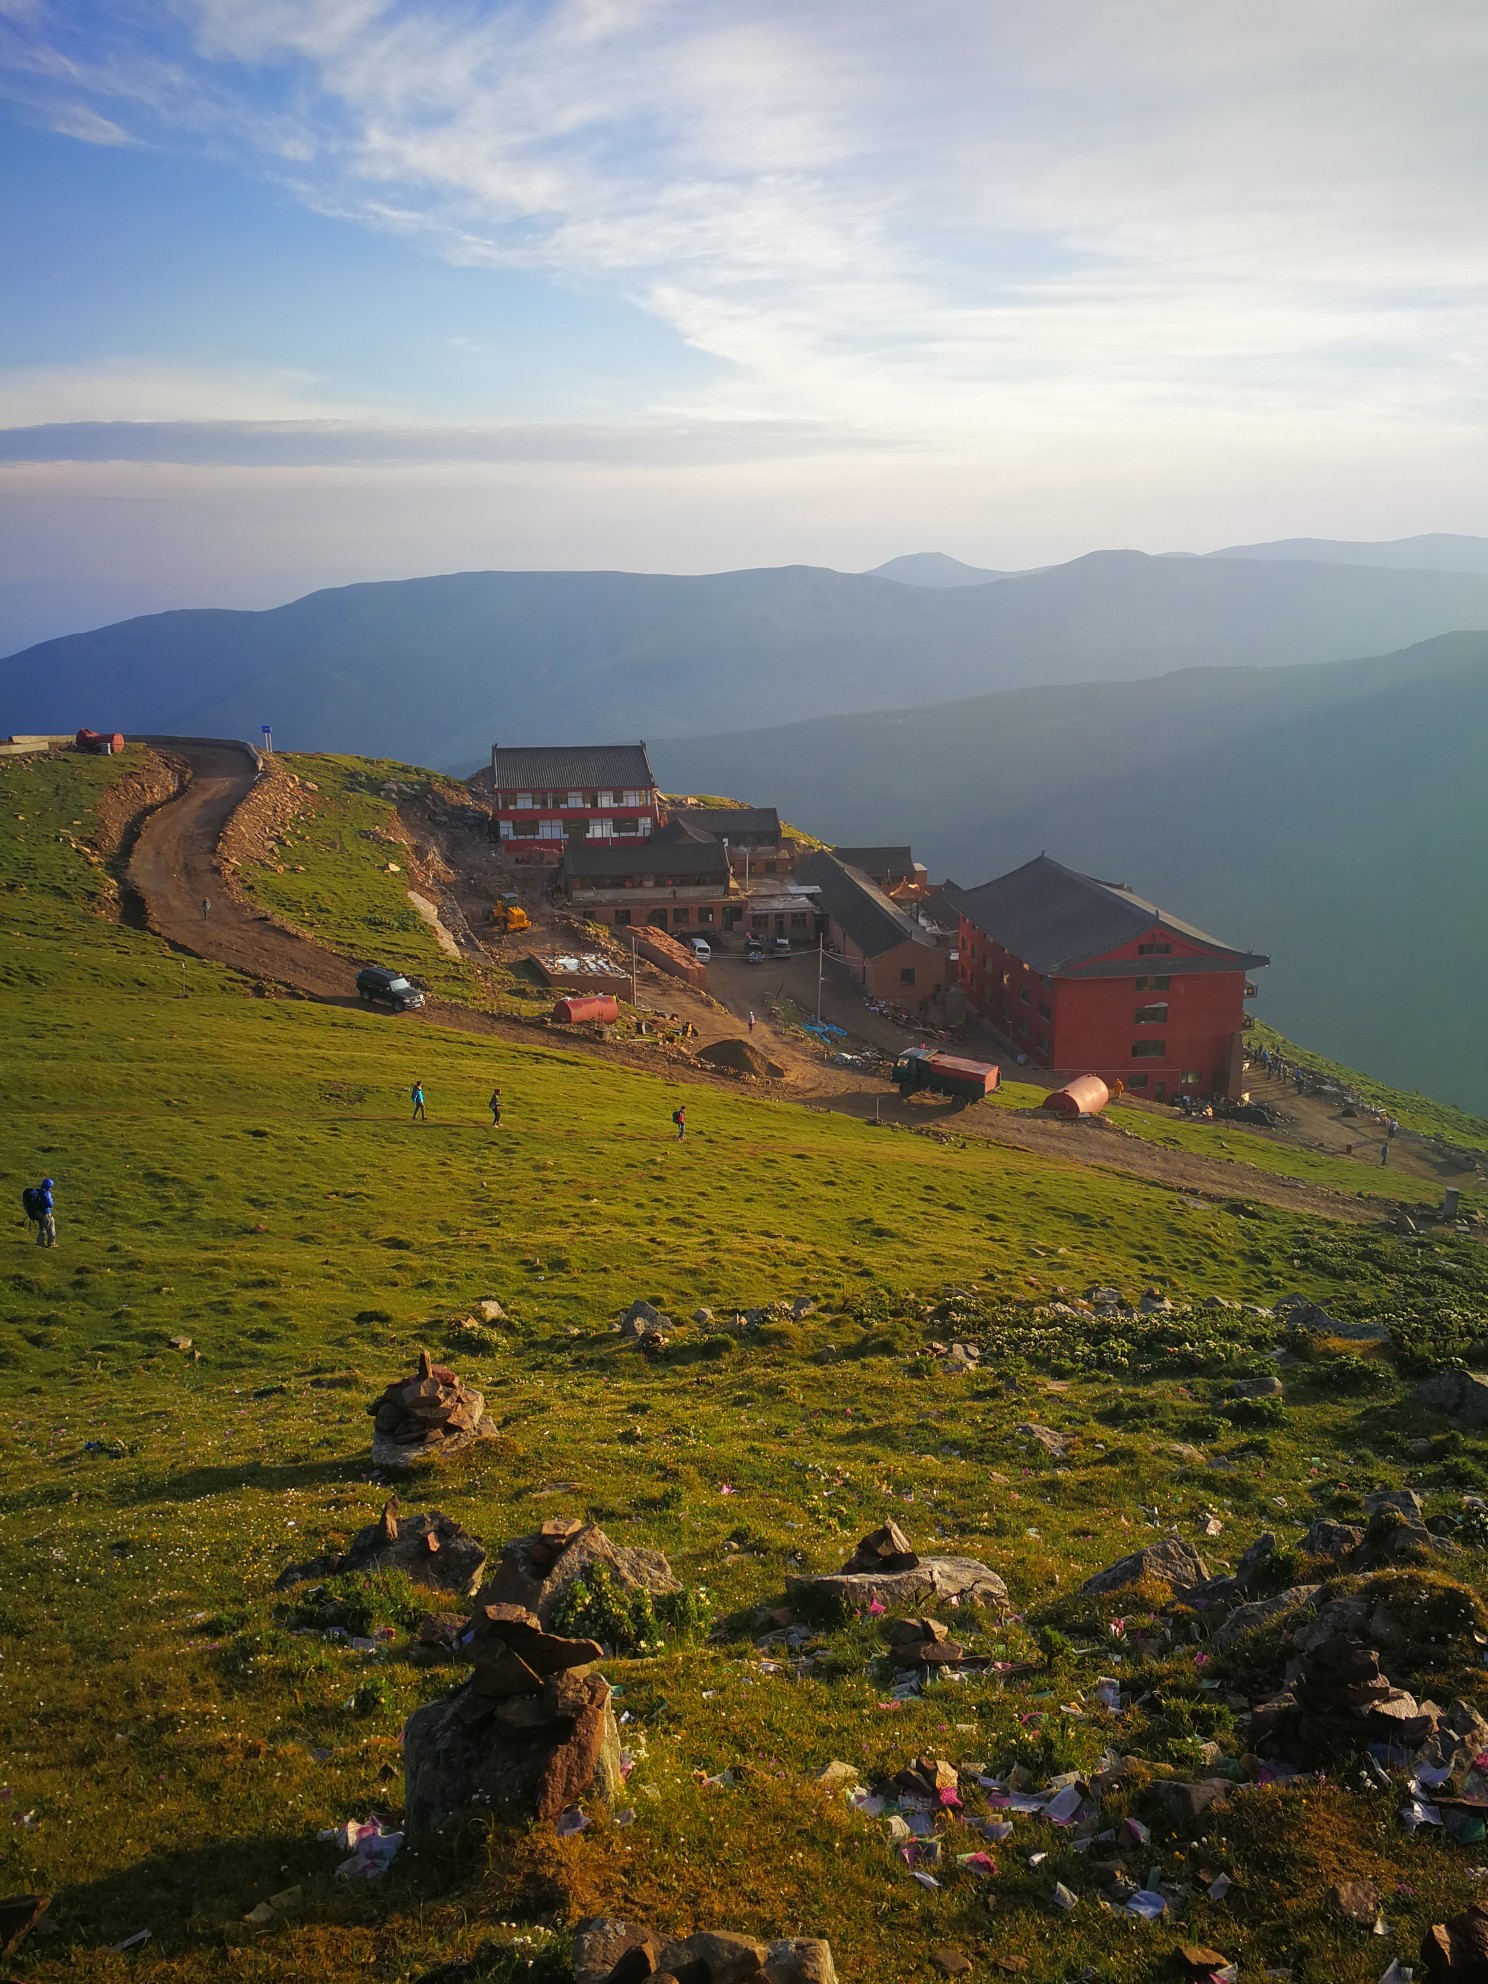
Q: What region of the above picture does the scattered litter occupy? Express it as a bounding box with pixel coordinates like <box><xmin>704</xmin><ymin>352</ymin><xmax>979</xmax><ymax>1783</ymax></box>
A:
<box><xmin>555</xmin><ymin>1808</ymin><xmax>590</xmax><ymax>1837</ymax></box>
<box><xmin>243</xmin><ymin>1901</ymin><xmax>276</xmax><ymax>1926</ymax></box>
<box><xmin>1124</xmin><ymin>1889</ymin><xmax>1167</xmax><ymax>1921</ymax></box>
<box><xmin>320</xmin><ymin>1816</ymin><xmax>403</xmax><ymax>1879</ymax></box>
<box><xmin>1052</xmin><ymin>1882</ymin><xmax>1078</xmax><ymax>1912</ymax></box>
<box><xmin>1207</xmin><ymin>1872</ymin><xmax>1234</xmax><ymax>1901</ymax></box>
<box><xmin>111</xmin><ymin>1929</ymin><xmax>153</xmax><ymax>1951</ymax></box>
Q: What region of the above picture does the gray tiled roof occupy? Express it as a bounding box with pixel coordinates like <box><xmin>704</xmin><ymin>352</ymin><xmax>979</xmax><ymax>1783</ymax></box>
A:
<box><xmin>491</xmin><ymin>743</ymin><xmax>655</xmax><ymax>792</ymax></box>
<box><xmin>948</xmin><ymin>855</ymin><xmax>1268</xmax><ymax>974</ymax></box>
<box><xmin>561</xmin><ymin>817</ymin><xmax>730</xmax><ymax>882</ymax></box>
<box><xmin>830</xmin><ymin>845</ymin><xmax>921</xmax><ymax>882</ymax></box>
<box><xmin>674</xmin><ymin>806</ymin><xmax>781</xmax><ymax>842</ymax></box>
<box><xmin>794</xmin><ymin>851</ymin><xmax>937</xmax><ymax>960</ymax></box>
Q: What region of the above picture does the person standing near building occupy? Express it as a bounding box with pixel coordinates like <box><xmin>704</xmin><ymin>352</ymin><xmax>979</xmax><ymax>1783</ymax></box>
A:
<box><xmin>410</xmin><ymin>1081</ymin><xmax>426</xmax><ymax>1122</ymax></box>
<box><xmin>488</xmin><ymin>1087</ymin><xmax>502</xmax><ymax>1127</ymax></box>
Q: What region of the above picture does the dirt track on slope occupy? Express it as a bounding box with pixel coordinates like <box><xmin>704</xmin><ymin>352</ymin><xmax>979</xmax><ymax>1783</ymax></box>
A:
<box><xmin>119</xmin><ymin>740</ymin><xmax>1392</xmax><ymax>1227</ymax></box>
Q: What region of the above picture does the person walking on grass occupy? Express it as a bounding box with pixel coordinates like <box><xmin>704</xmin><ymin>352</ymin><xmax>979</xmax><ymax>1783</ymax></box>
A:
<box><xmin>410</xmin><ymin>1080</ymin><xmax>427</xmax><ymax>1122</ymax></box>
<box><xmin>672</xmin><ymin>1104</ymin><xmax>686</xmax><ymax>1142</ymax></box>
<box><xmin>22</xmin><ymin>1177</ymin><xmax>56</xmax><ymax>1247</ymax></box>
<box><xmin>488</xmin><ymin>1087</ymin><xmax>502</xmax><ymax>1128</ymax></box>
<box><xmin>201</xmin><ymin>897</ymin><xmax>210</xmax><ymax>921</ymax></box>
<box><xmin>1380</xmin><ymin>1141</ymin><xmax>1390</xmax><ymax>1167</ymax></box>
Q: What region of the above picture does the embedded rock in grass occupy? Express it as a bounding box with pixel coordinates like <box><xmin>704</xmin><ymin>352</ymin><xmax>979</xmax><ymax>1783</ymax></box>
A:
<box><xmin>1359</xmin><ymin>1487</ymin><xmax>1440</xmax><ymax>1566</ymax></box>
<box><xmin>276</xmin><ymin>1496</ymin><xmax>488</xmax><ymax>1597</ymax></box>
<box><xmin>1212</xmin><ymin>1585</ymin><xmax>1322</xmax><ymax>1652</ymax></box>
<box><xmin>474</xmin><ymin>1518</ymin><xmax>679</xmax><ymax>1629</ymax></box>
<box><xmin>787</xmin><ymin>1522</ymin><xmax>1007</xmax><ymax>1613</ymax></box>
<box><xmin>572</xmin><ymin>1922</ymin><xmax>838</xmax><ymax>1984</ymax></box>
<box><xmin>1273</xmin><ymin>1293</ymin><xmax>1391</xmax><ymax>1343</ymax></box>
<box><xmin>620</xmin><ymin>1299</ymin><xmax>672</xmax><ymax>1338</ymax></box>
<box><xmin>1415</xmin><ymin>1369</ymin><xmax>1488</xmax><ymax>1430</ymax></box>
<box><xmin>1015</xmin><ymin>1420</ymin><xmax>1073</xmax><ymax>1458</ymax></box>
<box><xmin>367</xmin><ymin>1349</ymin><xmax>497</xmax><ymax>1468</ymax></box>
<box><xmin>1081</xmin><ymin>1532</ymin><xmax>1209</xmax><ymax>1598</ymax></box>
<box><xmin>402</xmin><ymin>1601</ymin><xmax>621</xmax><ymax>1832</ymax></box>
<box><xmin>1229</xmin><ymin>1376</ymin><xmax>1284</xmax><ymax>1399</ymax></box>
<box><xmin>1297</xmin><ymin>1518</ymin><xmax>1366</xmax><ymax>1569</ymax></box>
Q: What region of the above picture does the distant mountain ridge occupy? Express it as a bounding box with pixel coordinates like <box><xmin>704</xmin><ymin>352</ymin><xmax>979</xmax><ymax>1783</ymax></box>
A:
<box><xmin>9</xmin><ymin>549</ymin><xmax>1488</xmax><ymax>771</ymax></box>
<box><xmin>651</xmin><ymin>632</ymin><xmax>1488</xmax><ymax>1116</ymax></box>
<box><xmin>866</xmin><ymin>552</ymin><xmax>1007</xmax><ymax>587</ymax></box>
<box><xmin>1207</xmin><ymin>533</ymin><xmax>1488</xmax><ymax>576</ymax></box>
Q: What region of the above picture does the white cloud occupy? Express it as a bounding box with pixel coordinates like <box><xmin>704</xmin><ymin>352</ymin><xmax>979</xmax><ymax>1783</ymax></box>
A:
<box><xmin>0</xmin><ymin>359</ymin><xmax>363</xmax><ymax>425</ymax></box>
<box><xmin>2</xmin><ymin>0</ymin><xmax>1486</xmax><ymax>546</ymax></box>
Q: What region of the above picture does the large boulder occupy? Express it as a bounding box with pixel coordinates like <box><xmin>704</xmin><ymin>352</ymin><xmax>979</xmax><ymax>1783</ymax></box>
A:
<box><xmin>1212</xmin><ymin>1585</ymin><xmax>1322</xmax><ymax>1652</ymax></box>
<box><xmin>1421</xmin><ymin>1898</ymin><xmax>1488</xmax><ymax>1981</ymax></box>
<box><xmin>1360</xmin><ymin>1487</ymin><xmax>1439</xmax><ymax>1566</ymax></box>
<box><xmin>1081</xmin><ymin>1532</ymin><xmax>1209</xmax><ymax>1598</ymax></box>
<box><xmin>403</xmin><ymin>1602</ymin><xmax>622</xmax><ymax>1833</ymax></box>
<box><xmin>474</xmin><ymin>1519</ymin><xmax>679</xmax><ymax>1627</ymax></box>
<box><xmin>276</xmin><ymin>1498</ymin><xmax>487</xmax><ymax>1598</ymax></box>
<box><xmin>1273</xmin><ymin>1295</ymin><xmax>1391</xmax><ymax>1344</ymax></box>
<box><xmin>1417</xmin><ymin>1370</ymin><xmax>1488</xmax><ymax>1430</ymax></box>
<box><xmin>787</xmin><ymin>1523</ymin><xmax>1006</xmax><ymax>1613</ymax></box>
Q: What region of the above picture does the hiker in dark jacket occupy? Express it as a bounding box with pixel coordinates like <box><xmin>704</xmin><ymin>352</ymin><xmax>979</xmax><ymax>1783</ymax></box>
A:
<box><xmin>488</xmin><ymin>1088</ymin><xmax>502</xmax><ymax>1127</ymax></box>
<box><xmin>25</xmin><ymin>1178</ymin><xmax>56</xmax><ymax>1247</ymax></box>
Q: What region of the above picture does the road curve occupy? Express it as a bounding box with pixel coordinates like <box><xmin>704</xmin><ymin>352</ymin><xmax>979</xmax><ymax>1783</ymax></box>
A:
<box><xmin>126</xmin><ymin>738</ymin><xmax>359</xmax><ymax>1001</ymax></box>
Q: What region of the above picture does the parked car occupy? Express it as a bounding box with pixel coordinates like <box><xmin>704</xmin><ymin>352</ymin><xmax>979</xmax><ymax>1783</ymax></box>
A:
<box><xmin>356</xmin><ymin>965</ymin><xmax>425</xmax><ymax>1010</ymax></box>
<box><xmin>687</xmin><ymin>937</ymin><xmax>712</xmax><ymax>961</ymax></box>
<box><xmin>773</xmin><ymin>935</ymin><xmax>792</xmax><ymax>957</ymax></box>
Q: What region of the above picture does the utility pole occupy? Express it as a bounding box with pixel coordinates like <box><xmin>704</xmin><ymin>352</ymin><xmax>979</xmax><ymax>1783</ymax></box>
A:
<box><xmin>816</xmin><ymin>930</ymin><xmax>824</xmax><ymax>1023</ymax></box>
<box><xmin>631</xmin><ymin>932</ymin><xmax>638</xmax><ymax>1008</ymax></box>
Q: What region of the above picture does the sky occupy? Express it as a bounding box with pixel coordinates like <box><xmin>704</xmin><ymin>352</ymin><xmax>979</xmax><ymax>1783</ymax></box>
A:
<box><xmin>2</xmin><ymin>0</ymin><xmax>1487</xmax><ymax>633</ymax></box>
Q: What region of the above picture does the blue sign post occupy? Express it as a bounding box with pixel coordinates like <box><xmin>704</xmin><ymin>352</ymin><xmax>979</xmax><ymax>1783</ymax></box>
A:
<box><xmin>261</xmin><ymin>724</ymin><xmax>273</xmax><ymax>753</ymax></box>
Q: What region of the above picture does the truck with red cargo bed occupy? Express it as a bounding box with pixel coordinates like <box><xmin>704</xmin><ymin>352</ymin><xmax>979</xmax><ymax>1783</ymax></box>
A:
<box><xmin>893</xmin><ymin>1046</ymin><xmax>1000</xmax><ymax>1105</ymax></box>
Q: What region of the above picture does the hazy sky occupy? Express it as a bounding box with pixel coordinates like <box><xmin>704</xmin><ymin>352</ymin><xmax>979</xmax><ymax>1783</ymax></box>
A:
<box><xmin>3</xmin><ymin>0</ymin><xmax>1486</xmax><ymax>609</ymax></box>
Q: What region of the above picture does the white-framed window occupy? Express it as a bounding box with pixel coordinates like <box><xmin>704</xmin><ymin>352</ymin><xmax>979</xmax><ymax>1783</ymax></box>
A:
<box><xmin>498</xmin><ymin>818</ymin><xmax>514</xmax><ymax>839</ymax></box>
<box><xmin>590</xmin><ymin>818</ymin><xmax>614</xmax><ymax>839</ymax></box>
<box><xmin>622</xmin><ymin>788</ymin><xmax>644</xmax><ymax>808</ymax></box>
<box><xmin>515</xmin><ymin>791</ymin><xmax>533</xmax><ymax>809</ymax></box>
<box><xmin>538</xmin><ymin>819</ymin><xmax>564</xmax><ymax>840</ymax></box>
<box><xmin>566</xmin><ymin>790</ymin><xmax>583</xmax><ymax>808</ymax></box>
<box><xmin>637</xmin><ymin>816</ymin><xmax>653</xmax><ymax>835</ymax></box>
<box><xmin>598</xmin><ymin>790</ymin><xmax>615</xmax><ymax>807</ymax></box>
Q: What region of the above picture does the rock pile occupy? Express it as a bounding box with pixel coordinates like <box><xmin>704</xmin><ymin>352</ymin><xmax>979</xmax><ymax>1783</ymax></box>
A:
<box><xmin>474</xmin><ymin>1518</ymin><xmax>678</xmax><ymax>1628</ymax></box>
<box><xmin>787</xmin><ymin>1521</ymin><xmax>1007</xmax><ymax>1612</ymax></box>
<box><xmin>276</xmin><ymin>1497</ymin><xmax>488</xmax><ymax>1598</ymax></box>
<box><xmin>402</xmin><ymin>1602</ymin><xmax>621</xmax><ymax>1833</ymax></box>
<box><xmin>886</xmin><ymin>1617</ymin><xmax>966</xmax><ymax>1667</ymax></box>
<box><xmin>574</xmin><ymin>1921</ymin><xmax>836</xmax><ymax>1984</ymax></box>
<box><xmin>368</xmin><ymin>1349</ymin><xmax>496</xmax><ymax>1467</ymax></box>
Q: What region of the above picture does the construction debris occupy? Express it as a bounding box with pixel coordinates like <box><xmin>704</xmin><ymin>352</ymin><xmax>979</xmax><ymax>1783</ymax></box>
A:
<box><xmin>276</xmin><ymin>1498</ymin><xmax>488</xmax><ymax>1598</ymax></box>
<box><xmin>367</xmin><ymin>1349</ymin><xmax>497</xmax><ymax>1467</ymax></box>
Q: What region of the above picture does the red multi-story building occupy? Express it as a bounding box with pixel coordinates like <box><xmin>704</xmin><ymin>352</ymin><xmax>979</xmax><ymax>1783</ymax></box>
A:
<box><xmin>488</xmin><ymin>742</ymin><xmax>662</xmax><ymax>863</ymax></box>
<box><xmin>951</xmin><ymin>855</ymin><xmax>1267</xmax><ymax>1102</ymax></box>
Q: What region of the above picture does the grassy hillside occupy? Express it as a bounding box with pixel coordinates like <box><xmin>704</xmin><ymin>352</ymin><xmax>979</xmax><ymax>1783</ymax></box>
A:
<box><xmin>654</xmin><ymin>633</ymin><xmax>1488</xmax><ymax>1118</ymax></box>
<box><xmin>5</xmin><ymin>749</ymin><xmax>1488</xmax><ymax>1982</ymax></box>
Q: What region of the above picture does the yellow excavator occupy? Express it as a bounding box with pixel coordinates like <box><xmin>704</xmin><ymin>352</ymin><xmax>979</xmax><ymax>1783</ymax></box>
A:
<box><xmin>487</xmin><ymin>893</ymin><xmax>531</xmax><ymax>934</ymax></box>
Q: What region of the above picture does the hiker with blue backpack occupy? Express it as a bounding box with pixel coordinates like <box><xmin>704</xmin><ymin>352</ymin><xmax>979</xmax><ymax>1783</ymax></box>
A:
<box><xmin>22</xmin><ymin>1178</ymin><xmax>56</xmax><ymax>1247</ymax></box>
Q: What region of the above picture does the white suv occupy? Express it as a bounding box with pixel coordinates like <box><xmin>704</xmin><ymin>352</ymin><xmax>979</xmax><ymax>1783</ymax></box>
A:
<box><xmin>687</xmin><ymin>937</ymin><xmax>712</xmax><ymax>961</ymax></box>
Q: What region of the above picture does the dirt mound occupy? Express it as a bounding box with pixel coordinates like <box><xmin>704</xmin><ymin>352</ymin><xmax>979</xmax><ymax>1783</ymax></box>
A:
<box><xmin>698</xmin><ymin>1036</ymin><xmax>784</xmax><ymax>1080</ymax></box>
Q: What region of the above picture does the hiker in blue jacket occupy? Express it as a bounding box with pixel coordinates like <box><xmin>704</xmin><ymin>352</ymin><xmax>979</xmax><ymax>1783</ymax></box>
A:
<box><xmin>23</xmin><ymin>1178</ymin><xmax>56</xmax><ymax>1247</ymax></box>
<box><xmin>410</xmin><ymin>1081</ymin><xmax>427</xmax><ymax>1122</ymax></box>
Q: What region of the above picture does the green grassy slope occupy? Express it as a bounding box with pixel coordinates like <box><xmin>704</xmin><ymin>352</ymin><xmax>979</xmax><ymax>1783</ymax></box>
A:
<box><xmin>4</xmin><ymin>750</ymin><xmax>1488</xmax><ymax>1983</ymax></box>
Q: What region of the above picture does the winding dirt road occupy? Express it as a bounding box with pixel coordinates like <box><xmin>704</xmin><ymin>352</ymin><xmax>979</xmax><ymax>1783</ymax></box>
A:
<box><xmin>120</xmin><ymin>738</ymin><xmax>1396</xmax><ymax>1227</ymax></box>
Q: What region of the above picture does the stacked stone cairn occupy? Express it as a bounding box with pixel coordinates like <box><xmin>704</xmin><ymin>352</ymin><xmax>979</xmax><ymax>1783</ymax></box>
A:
<box><xmin>368</xmin><ymin>1348</ymin><xmax>494</xmax><ymax>1466</ymax></box>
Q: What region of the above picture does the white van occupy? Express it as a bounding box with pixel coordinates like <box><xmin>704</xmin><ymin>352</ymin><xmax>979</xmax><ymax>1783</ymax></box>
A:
<box><xmin>687</xmin><ymin>937</ymin><xmax>712</xmax><ymax>961</ymax></box>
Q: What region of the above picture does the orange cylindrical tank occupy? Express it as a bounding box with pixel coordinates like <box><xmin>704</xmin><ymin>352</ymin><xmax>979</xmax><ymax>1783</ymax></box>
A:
<box><xmin>1042</xmin><ymin>1075</ymin><xmax>1111</xmax><ymax>1119</ymax></box>
<box><xmin>552</xmin><ymin>994</ymin><xmax>620</xmax><ymax>1024</ymax></box>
